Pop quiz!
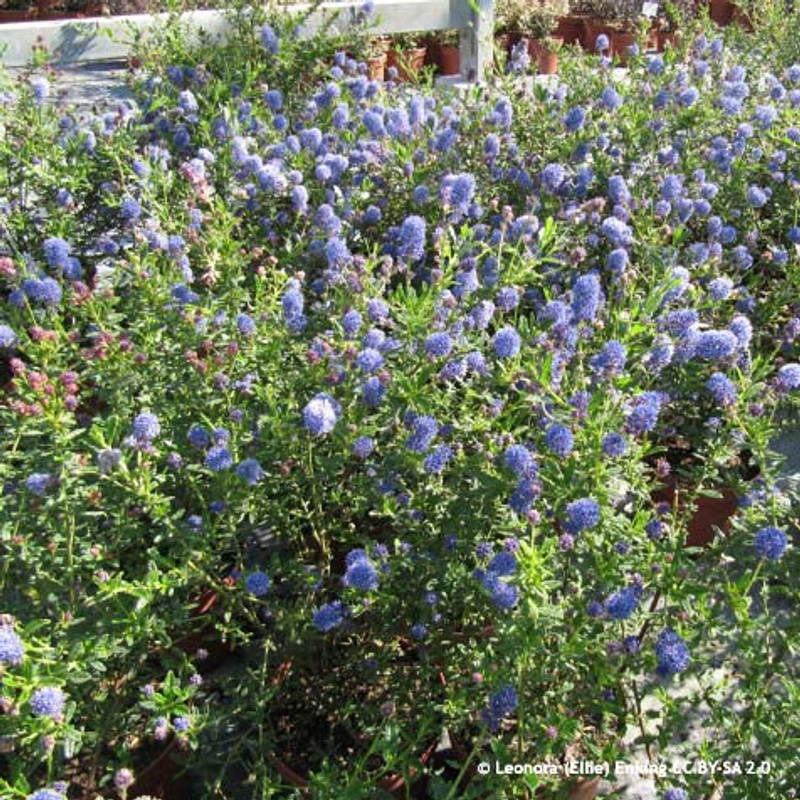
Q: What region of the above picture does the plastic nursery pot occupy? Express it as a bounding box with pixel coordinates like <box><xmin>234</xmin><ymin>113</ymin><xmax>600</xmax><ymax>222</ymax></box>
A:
<box><xmin>582</xmin><ymin>20</ymin><xmax>635</xmax><ymax>62</ymax></box>
<box><xmin>651</xmin><ymin>477</ymin><xmax>739</xmax><ymax>548</ymax></box>
<box><xmin>709</xmin><ymin>0</ymin><xmax>736</xmax><ymax>25</ymax></box>
<box><xmin>0</xmin><ymin>9</ymin><xmax>37</xmax><ymax>21</ymax></box>
<box><xmin>529</xmin><ymin>39</ymin><xmax>563</xmax><ymax>75</ymax></box>
<box><xmin>555</xmin><ymin>15</ymin><xmax>585</xmax><ymax>46</ymax></box>
<box><xmin>436</xmin><ymin>44</ymin><xmax>461</xmax><ymax>76</ymax></box>
<box><xmin>386</xmin><ymin>47</ymin><xmax>427</xmax><ymax>81</ymax></box>
<box><xmin>657</xmin><ymin>29</ymin><xmax>681</xmax><ymax>51</ymax></box>
<box><xmin>366</xmin><ymin>54</ymin><xmax>387</xmax><ymax>82</ymax></box>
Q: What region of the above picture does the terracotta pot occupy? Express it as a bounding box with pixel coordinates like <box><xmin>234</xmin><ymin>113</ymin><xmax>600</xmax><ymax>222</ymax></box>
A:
<box><xmin>0</xmin><ymin>9</ymin><xmax>37</xmax><ymax>21</ymax></box>
<box><xmin>30</xmin><ymin>11</ymin><xmax>73</xmax><ymax>18</ymax></box>
<box><xmin>651</xmin><ymin>478</ymin><xmax>739</xmax><ymax>548</ymax></box>
<box><xmin>584</xmin><ymin>20</ymin><xmax>637</xmax><ymax>62</ymax></box>
<box><xmin>581</xmin><ymin>18</ymin><xmax>598</xmax><ymax>51</ymax></box>
<box><xmin>555</xmin><ymin>15</ymin><xmax>585</xmax><ymax>45</ymax></box>
<box><xmin>366</xmin><ymin>54</ymin><xmax>386</xmax><ymax>81</ymax></box>
<box><xmin>81</xmin><ymin>2</ymin><xmax>105</xmax><ymax>16</ymax></box>
<box><xmin>608</xmin><ymin>29</ymin><xmax>636</xmax><ymax>61</ymax></box>
<box><xmin>657</xmin><ymin>29</ymin><xmax>681</xmax><ymax>51</ymax></box>
<box><xmin>538</xmin><ymin>51</ymin><xmax>559</xmax><ymax>74</ymax></box>
<box><xmin>527</xmin><ymin>39</ymin><xmax>561</xmax><ymax>75</ymax></box>
<box><xmin>386</xmin><ymin>47</ymin><xmax>427</xmax><ymax>81</ymax></box>
<box><xmin>436</xmin><ymin>44</ymin><xmax>460</xmax><ymax>76</ymax></box>
<box><xmin>709</xmin><ymin>0</ymin><xmax>735</xmax><ymax>25</ymax></box>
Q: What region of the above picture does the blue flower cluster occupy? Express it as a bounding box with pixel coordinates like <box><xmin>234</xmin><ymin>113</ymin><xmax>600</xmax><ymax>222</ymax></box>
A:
<box><xmin>754</xmin><ymin>526</ymin><xmax>787</xmax><ymax>560</ymax></box>
<box><xmin>655</xmin><ymin>629</ymin><xmax>690</xmax><ymax>676</ymax></box>
<box><xmin>481</xmin><ymin>684</ymin><xmax>518</xmax><ymax>732</ymax></box>
<box><xmin>0</xmin><ymin>625</ymin><xmax>25</xmax><ymax>665</ymax></box>
<box><xmin>313</xmin><ymin>600</ymin><xmax>347</xmax><ymax>633</ymax></box>
<box><xmin>478</xmin><ymin>549</ymin><xmax>519</xmax><ymax>610</ymax></box>
<box><xmin>30</xmin><ymin>686</ymin><xmax>66</xmax><ymax>718</ymax></box>
<box><xmin>245</xmin><ymin>571</ymin><xmax>271</xmax><ymax>596</ymax></box>
<box><xmin>303</xmin><ymin>392</ymin><xmax>341</xmax><ymax>435</ymax></box>
<box><xmin>603</xmin><ymin>585</ymin><xmax>642</xmax><ymax>620</ymax></box>
<box><xmin>343</xmin><ymin>549</ymin><xmax>380</xmax><ymax>591</ymax></box>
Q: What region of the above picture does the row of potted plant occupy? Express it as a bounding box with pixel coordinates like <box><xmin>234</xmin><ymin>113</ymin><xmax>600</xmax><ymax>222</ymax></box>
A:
<box><xmin>495</xmin><ymin>0</ymin><xmax>755</xmax><ymax>71</ymax></box>
<box><xmin>355</xmin><ymin>31</ymin><xmax>461</xmax><ymax>82</ymax></box>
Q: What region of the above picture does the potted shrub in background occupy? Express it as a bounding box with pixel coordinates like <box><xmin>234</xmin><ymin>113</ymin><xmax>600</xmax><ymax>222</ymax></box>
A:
<box><xmin>365</xmin><ymin>35</ymin><xmax>390</xmax><ymax>80</ymax></box>
<box><xmin>581</xmin><ymin>0</ymin><xmax>646</xmax><ymax>58</ymax></box>
<box><xmin>527</xmin><ymin>1</ymin><xmax>568</xmax><ymax>74</ymax></box>
<box><xmin>350</xmin><ymin>34</ymin><xmax>391</xmax><ymax>80</ymax></box>
<box><xmin>653</xmin><ymin>0</ymin><xmax>699</xmax><ymax>50</ymax></box>
<box><xmin>494</xmin><ymin>0</ymin><xmax>526</xmax><ymax>57</ymax></box>
<box><xmin>386</xmin><ymin>32</ymin><xmax>428</xmax><ymax>81</ymax></box>
<box><xmin>429</xmin><ymin>28</ymin><xmax>461</xmax><ymax>76</ymax></box>
<box><xmin>555</xmin><ymin>0</ymin><xmax>587</xmax><ymax>45</ymax></box>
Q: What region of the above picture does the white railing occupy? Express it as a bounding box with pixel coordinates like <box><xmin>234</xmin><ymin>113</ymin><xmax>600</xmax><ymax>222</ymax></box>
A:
<box><xmin>0</xmin><ymin>0</ymin><xmax>494</xmax><ymax>80</ymax></box>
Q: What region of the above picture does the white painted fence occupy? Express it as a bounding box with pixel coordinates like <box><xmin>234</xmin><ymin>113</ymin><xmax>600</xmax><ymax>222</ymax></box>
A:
<box><xmin>0</xmin><ymin>0</ymin><xmax>494</xmax><ymax>80</ymax></box>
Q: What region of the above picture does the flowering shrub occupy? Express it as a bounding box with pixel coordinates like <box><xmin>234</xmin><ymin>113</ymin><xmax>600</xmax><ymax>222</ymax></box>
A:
<box><xmin>1</xmin><ymin>4</ymin><xmax>800</xmax><ymax>799</ymax></box>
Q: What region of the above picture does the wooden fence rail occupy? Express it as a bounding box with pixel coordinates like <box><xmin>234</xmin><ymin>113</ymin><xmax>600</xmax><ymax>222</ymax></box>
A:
<box><xmin>0</xmin><ymin>0</ymin><xmax>494</xmax><ymax>79</ymax></box>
